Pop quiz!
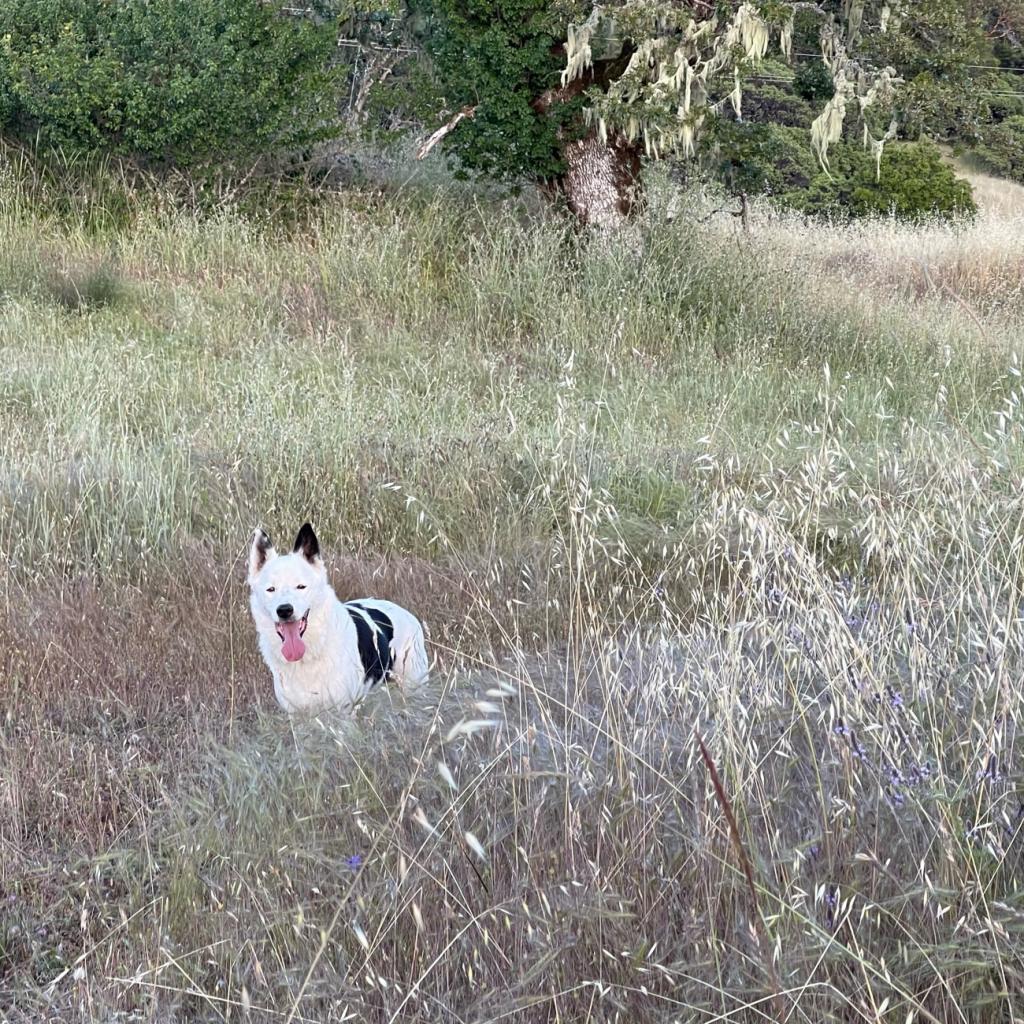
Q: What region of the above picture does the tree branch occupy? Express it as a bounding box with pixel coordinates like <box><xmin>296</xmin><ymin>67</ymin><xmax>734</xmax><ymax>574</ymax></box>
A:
<box><xmin>416</xmin><ymin>105</ymin><xmax>477</xmax><ymax>160</ymax></box>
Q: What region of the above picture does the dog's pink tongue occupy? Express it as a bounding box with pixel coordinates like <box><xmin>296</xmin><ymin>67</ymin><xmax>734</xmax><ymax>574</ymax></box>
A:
<box><xmin>279</xmin><ymin>621</ymin><xmax>306</xmax><ymax>662</ymax></box>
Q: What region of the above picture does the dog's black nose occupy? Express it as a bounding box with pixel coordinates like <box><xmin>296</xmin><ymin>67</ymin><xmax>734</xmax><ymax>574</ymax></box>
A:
<box><xmin>276</xmin><ymin>603</ymin><xmax>294</xmax><ymax>620</ymax></box>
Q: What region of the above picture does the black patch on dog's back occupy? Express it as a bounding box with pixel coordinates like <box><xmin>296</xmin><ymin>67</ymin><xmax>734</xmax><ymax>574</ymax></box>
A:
<box><xmin>346</xmin><ymin>603</ymin><xmax>395</xmax><ymax>687</ymax></box>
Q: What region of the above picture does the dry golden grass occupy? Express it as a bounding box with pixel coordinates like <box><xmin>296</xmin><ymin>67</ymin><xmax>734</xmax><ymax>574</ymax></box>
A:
<box><xmin>737</xmin><ymin>196</ymin><xmax>1024</xmax><ymax>323</ymax></box>
<box><xmin>3</xmin><ymin>168</ymin><xmax>1024</xmax><ymax>1021</ymax></box>
<box><xmin>942</xmin><ymin>149</ymin><xmax>1024</xmax><ymax>220</ymax></box>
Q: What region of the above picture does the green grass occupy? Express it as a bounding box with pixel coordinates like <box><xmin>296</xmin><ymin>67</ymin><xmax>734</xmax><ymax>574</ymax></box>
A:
<box><xmin>2</xmin><ymin>164</ymin><xmax>1024</xmax><ymax>1021</ymax></box>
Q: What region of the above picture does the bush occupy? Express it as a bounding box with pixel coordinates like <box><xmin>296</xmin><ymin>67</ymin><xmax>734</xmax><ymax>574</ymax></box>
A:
<box><xmin>713</xmin><ymin>124</ymin><xmax>976</xmax><ymax>220</ymax></box>
<box><xmin>711</xmin><ymin>122</ymin><xmax>821</xmax><ymax>196</ymax></box>
<box><xmin>0</xmin><ymin>0</ymin><xmax>344</xmax><ymax>169</ymax></box>
<box><xmin>974</xmin><ymin>115</ymin><xmax>1024</xmax><ymax>184</ymax></box>
<box><xmin>793</xmin><ymin>59</ymin><xmax>835</xmax><ymax>103</ymax></box>
<box><xmin>741</xmin><ymin>84</ymin><xmax>817</xmax><ymax>128</ymax></box>
<box><xmin>809</xmin><ymin>140</ymin><xmax>977</xmax><ymax>220</ymax></box>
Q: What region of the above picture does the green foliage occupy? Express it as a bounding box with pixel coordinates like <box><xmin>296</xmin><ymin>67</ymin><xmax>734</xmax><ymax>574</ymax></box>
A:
<box><xmin>843</xmin><ymin>142</ymin><xmax>978</xmax><ymax>218</ymax></box>
<box><xmin>897</xmin><ymin>73</ymin><xmax>987</xmax><ymax>142</ymax></box>
<box><xmin>712</xmin><ymin>122</ymin><xmax>820</xmax><ymax>195</ymax></box>
<box><xmin>863</xmin><ymin>0</ymin><xmax>987</xmax><ymax>76</ymax></box>
<box><xmin>414</xmin><ymin>0</ymin><xmax>1021</xmax><ymax>210</ymax></box>
<box><xmin>363</xmin><ymin>55</ymin><xmax>445</xmax><ymax>139</ymax></box>
<box><xmin>981</xmin><ymin>71</ymin><xmax>1024</xmax><ymax>124</ymax></box>
<box><xmin>408</xmin><ymin>0</ymin><xmax>574</xmax><ymax>181</ymax></box>
<box><xmin>974</xmin><ymin>115</ymin><xmax>1024</xmax><ymax>183</ymax></box>
<box><xmin>0</xmin><ymin>0</ymin><xmax>344</xmax><ymax>168</ymax></box>
<box><xmin>715</xmin><ymin>125</ymin><xmax>976</xmax><ymax>220</ymax></box>
<box><xmin>859</xmin><ymin>0</ymin><xmax>1024</xmax><ymax>151</ymax></box>
<box><xmin>742</xmin><ymin>83</ymin><xmax>816</xmax><ymax>128</ymax></box>
<box><xmin>792</xmin><ymin>59</ymin><xmax>835</xmax><ymax>104</ymax></box>
<box><xmin>830</xmin><ymin>141</ymin><xmax>976</xmax><ymax>219</ymax></box>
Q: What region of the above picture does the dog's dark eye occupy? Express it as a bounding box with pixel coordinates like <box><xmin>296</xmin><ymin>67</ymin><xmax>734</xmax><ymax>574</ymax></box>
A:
<box><xmin>266</xmin><ymin>586</ymin><xmax>276</xmax><ymax>593</ymax></box>
<box><xmin>296</xmin><ymin>584</ymin><xmax>307</xmax><ymax>590</ymax></box>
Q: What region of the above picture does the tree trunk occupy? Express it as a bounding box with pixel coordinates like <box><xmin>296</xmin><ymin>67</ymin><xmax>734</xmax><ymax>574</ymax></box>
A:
<box><xmin>532</xmin><ymin>49</ymin><xmax>642</xmax><ymax>230</ymax></box>
<box><xmin>553</xmin><ymin>131</ymin><xmax>642</xmax><ymax>230</ymax></box>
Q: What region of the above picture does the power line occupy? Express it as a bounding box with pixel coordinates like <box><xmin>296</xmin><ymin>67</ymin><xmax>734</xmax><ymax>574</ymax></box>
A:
<box><xmin>790</xmin><ymin>50</ymin><xmax>1024</xmax><ymax>72</ymax></box>
<box><xmin>746</xmin><ymin>75</ymin><xmax>1024</xmax><ymax>97</ymax></box>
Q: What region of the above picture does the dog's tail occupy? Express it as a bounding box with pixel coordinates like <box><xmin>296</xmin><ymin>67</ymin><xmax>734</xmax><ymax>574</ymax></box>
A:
<box><xmin>394</xmin><ymin>621</ymin><xmax>430</xmax><ymax>691</ymax></box>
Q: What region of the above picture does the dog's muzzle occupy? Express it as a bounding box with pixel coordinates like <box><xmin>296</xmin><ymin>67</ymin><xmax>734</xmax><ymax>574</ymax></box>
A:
<box><xmin>276</xmin><ymin>610</ymin><xmax>309</xmax><ymax>662</ymax></box>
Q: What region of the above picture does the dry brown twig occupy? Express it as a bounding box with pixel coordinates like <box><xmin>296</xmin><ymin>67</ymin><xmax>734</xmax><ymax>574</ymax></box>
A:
<box><xmin>696</xmin><ymin>730</ymin><xmax>785</xmax><ymax>1019</ymax></box>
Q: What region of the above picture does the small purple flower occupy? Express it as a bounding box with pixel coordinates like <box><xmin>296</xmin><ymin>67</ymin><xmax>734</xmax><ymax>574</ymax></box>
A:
<box><xmin>346</xmin><ymin>854</ymin><xmax>363</xmax><ymax>871</ymax></box>
<box><xmin>848</xmin><ymin>730</ymin><xmax>868</xmax><ymax>762</ymax></box>
<box><xmin>825</xmin><ymin>885</ymin><xmax>839</xmax><ymax>929</ymax></box>
<box><xmin>977</xmin><ymin>754</ymin><xmax>1000</xmax><ymax>783</ymax></box>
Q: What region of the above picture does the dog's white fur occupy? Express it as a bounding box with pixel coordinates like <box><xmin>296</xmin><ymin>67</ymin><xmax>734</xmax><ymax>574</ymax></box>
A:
<box><xmin>248</xmin><ymin>524</ymin><xmax>428</xmax><ymax>713</ymax></box>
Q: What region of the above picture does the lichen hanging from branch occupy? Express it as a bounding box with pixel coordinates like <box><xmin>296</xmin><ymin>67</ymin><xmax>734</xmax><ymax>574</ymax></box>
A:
<box><xmin>561</xmin><ymin>0</ymin><xmax>900</xmax><ymax>169</ymax></box>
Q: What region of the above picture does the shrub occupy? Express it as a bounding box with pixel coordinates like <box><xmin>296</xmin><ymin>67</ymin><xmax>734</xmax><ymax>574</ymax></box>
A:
<box><xmin>711</xmin><ymin>122</ymin><xmax>821</xmax><ymax>197</ymax></box>
<box><xmin>740</xmin><ymin>83</ymin><xmax>817</xmax><ymax>128</ymax></box>
<box><xmin>792</xmin><ymin>58</ymin><xmax>835</xmax><ymax>103</ymax></box>
<box><xmin>810</xmin><ymin>140</ymin><xmax>977</xmax><ymax>220</ymax></box>
<box><xmin>714</xmin><ymin>124</ymin><xmax>976</xmax><ymax>220</ymax></box>
<box><xmin>974</xmin><ymin>115</ymin><xmax>1024</xmax><ymax>184</ymax></box>
<box><xmin>0</xmin><ymin>0</ymin><xmax>344</xmax><ymax>169</ymax></box>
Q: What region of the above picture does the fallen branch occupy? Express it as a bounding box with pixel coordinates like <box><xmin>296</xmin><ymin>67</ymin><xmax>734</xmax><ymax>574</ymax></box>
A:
<box><xmin>416</xmin><ymin>105</ymin><xmax>477</xmax><ymax>160</ymax></box>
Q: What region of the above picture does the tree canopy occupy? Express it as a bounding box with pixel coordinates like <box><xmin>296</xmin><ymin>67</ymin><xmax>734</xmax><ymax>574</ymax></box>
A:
<box><xmin>415</xmin><ymin>1</ymin><xmax>902</xmax><ymax>178</ymax></box>
<box><xmin>401</xmin><ymin>0</ymin><xmax>1023</xmax><ymax>220</ymax></box>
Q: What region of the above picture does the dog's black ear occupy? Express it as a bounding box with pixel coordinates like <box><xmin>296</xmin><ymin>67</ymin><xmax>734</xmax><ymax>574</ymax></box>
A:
<box><xmin>293</xmin><ymin>522</ymin><xmax>320</xmax><ymax>563</ymax></box>
<box><xmin>248</xmin><ymin>528</ymin><xmax>276</xmax><ymax>582</ymax></box>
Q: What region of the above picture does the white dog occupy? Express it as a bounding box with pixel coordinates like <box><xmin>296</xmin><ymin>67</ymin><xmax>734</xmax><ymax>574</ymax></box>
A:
<box><xmin>248</xmin><ymin>523</ymin><xmax>428</xmax><ymax>713</ymax></box>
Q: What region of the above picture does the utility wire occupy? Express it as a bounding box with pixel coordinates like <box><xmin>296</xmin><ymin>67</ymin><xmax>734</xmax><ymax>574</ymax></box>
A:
<box><xmin>790</xmin><ymin>50</ymin><xmax>1024</xmax><ymax>72</ymax></box>
<box><xmin>747</xmin><ymin>74</ymin><xmax>1024</xmax><ymax>97</ymax></box>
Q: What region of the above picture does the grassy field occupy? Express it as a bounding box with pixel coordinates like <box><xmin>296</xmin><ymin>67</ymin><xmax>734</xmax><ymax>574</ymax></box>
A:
<box><xmin>3</xmin><ymin>161</ymin><xmax>1024</xmax><ymax>1021</ymax></box>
